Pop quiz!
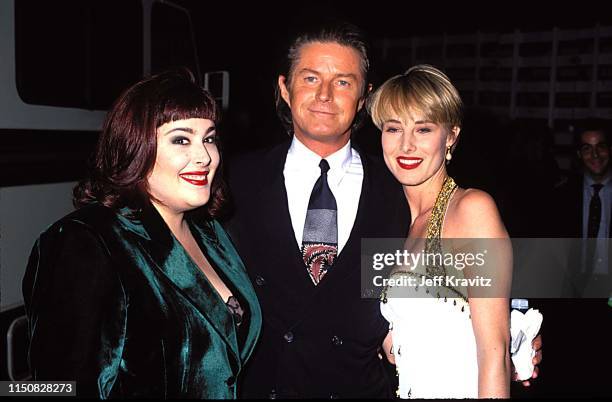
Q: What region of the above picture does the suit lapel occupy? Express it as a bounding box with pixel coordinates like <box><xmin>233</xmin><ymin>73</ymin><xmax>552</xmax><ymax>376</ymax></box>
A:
<box><xmin>578</xmin><ymin>176</ymin><xmax>585</xmax><ymax>237</ymax></box>
<box><xmin>256</xmin><ymin>141</ymin><xmax>295</xmax><ymax>250</ymax></box>
<box><xmin>257</xmin><ymin>141</ymin><xmax>317</xmax><ymax>292</ymax></box>
<box><xmin>132</xmin><ymin>205</ymin><xmax>241</xmax><ymax>367</ymax></box>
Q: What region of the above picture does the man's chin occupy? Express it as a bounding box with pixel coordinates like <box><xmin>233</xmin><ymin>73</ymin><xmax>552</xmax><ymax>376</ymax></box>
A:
<box><xmin>296</xmin><ymin>130</ymin><xmax>351</xmax><ymax>144</ymax></box>
<box><xmin>586</xmin><ymin>165</ymin><xmax>610</xmax><ymax>178</ymax></box>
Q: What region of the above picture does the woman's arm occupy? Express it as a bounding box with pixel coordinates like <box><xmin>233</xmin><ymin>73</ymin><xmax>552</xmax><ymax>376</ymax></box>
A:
<box><xmin>381</xmin><ymin>330</ymin><xmax>395</xmax><ymax>364</ymax></box>
<box><xmin>470</xmin><ymin>297</ymin><xmax>511</xmax><ymax>398</ymax></box>
<box><xmin>452</xmin><ymin>190</ymin><xmax>512</xmax><ymax>398</ymax></box>
<box><xmin>23</xmin><ymin>220</ymin><xmax>127</xmax><ymax>398</ymax></box>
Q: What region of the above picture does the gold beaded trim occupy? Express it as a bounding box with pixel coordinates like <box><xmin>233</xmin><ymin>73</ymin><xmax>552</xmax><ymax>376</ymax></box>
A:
<box><xmin>424</xmin><ymin>177</ymin><xmax>468</xmax><ymax>304</ymax></box>
<box><xmin>424</xmin><ymin>176</ymin><xmax>457</xmax><ymax>278</ymax></box>
<box><xmin>380</xmin><ymin>177</ymin><xmax>469</xmax><ymax>306</ymax></box>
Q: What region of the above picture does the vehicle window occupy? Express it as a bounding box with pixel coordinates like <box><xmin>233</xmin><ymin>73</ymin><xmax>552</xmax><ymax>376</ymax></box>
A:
<box><xmin>15</xmin><ymin>0</ymin><xmax>143</xmax><ymax>109</ymax></box>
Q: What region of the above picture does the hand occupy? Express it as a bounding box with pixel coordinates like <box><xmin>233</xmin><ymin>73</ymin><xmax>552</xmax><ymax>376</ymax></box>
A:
<box><xmin>512</xmin><ymin>334</ymin><xmax>542</xmax><ymax>386</ymax></box>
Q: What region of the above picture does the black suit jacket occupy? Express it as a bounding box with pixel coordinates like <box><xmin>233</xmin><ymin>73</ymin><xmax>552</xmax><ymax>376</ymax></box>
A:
<box><xmin>554</xmin><ymin>173</ymin><xmax>612</xmax><ymax>238</ymax></box>
<box><xmin>225</xmin><ymin>139</ymin><xmax>410</xmax><ymax>398</ymax></box>
<box><xmin>552</xmin><ymin>174</ymin><xmax>611</xmax><ymax>297</ymax></box>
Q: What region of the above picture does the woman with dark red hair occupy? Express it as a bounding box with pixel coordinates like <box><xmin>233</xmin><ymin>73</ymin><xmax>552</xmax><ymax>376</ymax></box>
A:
<box><xmin>22</xmin><ymin>69</ymin><xmax>261</xmax><ymax>398</ymax></box>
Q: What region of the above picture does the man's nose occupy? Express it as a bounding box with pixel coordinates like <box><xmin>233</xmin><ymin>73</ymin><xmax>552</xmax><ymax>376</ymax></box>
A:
<box><xmin>316</xmin><ymin>81</ymin><xmax>333</xmax><ymax>102</ymax></box>
<box><xmin>589</xmin><ymin>146</ymin><xmax>600</xmax><ymax>159</ymax></box>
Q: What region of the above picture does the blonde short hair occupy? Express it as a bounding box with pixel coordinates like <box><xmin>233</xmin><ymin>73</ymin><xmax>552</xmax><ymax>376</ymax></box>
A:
<box><xmin>368</xmin><ymin>64</ymin><xmax>463</xmax><ymax>131</ymax></box>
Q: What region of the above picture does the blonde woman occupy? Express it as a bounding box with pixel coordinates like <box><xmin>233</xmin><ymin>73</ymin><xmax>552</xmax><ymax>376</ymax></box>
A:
<box><xmin>369</xmin><ymin>65</ymin><xmax>512</xmax><ymax>398</ymax></box>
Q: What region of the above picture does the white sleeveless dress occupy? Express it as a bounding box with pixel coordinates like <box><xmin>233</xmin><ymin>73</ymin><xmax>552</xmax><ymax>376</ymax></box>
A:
<box><xmin>380</xmin><ymin>177</ymin><xmax>479</xmax><ymax>398</ymax></box>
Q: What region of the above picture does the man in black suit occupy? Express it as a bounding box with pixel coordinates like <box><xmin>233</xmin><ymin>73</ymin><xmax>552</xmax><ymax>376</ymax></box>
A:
<box><xmin>226</xmin><ymin>23</ymin><xmax>541</xmax><ymax>398</ymax></box>
<box><xmin>226</xmin><ymin>23</ymin><xmax>409</xmax><ymax>398</ymax></box>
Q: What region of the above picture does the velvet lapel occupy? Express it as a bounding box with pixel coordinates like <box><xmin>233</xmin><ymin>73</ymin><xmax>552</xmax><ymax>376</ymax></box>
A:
<box><xmin>133</xmin><ymin>205</ymin><xmax>241</xmax><ymax>368</ymax></box>
<box><xmin>189</xmin><ymin>219</ymin><xmax>262</xmax><ymax>363</ymax></box>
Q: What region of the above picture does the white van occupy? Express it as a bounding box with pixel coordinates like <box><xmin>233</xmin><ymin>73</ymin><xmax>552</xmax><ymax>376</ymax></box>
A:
<box><xmin>0</xmin><ymin>0</ymin><xmax>228</xmax><ymax>381</ymax></box>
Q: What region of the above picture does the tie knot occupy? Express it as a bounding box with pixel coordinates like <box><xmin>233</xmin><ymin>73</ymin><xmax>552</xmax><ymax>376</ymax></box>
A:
<box><xmin>592</xmin><ymin>183</ymin><xmax>603</xmax><ymax>194</ymax></box>
<box><xmin>319</xmin><ymin>159</ymin><xmax>330</xmax><ymax>175</ymax></box>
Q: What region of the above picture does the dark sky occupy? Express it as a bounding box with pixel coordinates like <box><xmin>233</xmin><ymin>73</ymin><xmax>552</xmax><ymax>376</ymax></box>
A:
<box><xmin>180</xmin><ymin>0</ymin><xmax>609</xmax><ymax>40</ymax></box>
<box><xmin>168</xmin><ymin>0</ymin><xmax>611</xmax><ymax>151</ymax></box>
<box><xmin>177</xmin><ymin>0</ymin><xmax>610</xmax><ymax>78</ymax></box>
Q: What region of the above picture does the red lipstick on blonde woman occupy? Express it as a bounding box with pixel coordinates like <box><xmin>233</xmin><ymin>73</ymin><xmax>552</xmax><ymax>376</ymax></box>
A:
<box><xmin>396</xmin><ymin>157</ymin><xmax>423</xmax><ymax>170</ymax></box>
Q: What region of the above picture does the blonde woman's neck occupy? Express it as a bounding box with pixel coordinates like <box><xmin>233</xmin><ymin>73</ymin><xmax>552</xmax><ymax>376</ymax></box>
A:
<box><xmin>403</xmin><ymin>167</ymin><xmax>448</xmax><ymax>223</ymax></box>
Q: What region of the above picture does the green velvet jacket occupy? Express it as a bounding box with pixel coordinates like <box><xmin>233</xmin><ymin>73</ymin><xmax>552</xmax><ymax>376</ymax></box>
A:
<box><xmin>22</xmin><ymin>203</ymin><xmax>261</xmax><ymax>398</ymax></box>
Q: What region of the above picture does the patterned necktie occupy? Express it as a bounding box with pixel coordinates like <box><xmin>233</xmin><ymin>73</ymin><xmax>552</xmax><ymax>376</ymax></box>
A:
<box><xmin>301</xmin><ymin>159</ymin><xmax>338</xmax><ymax>285</ymax></box>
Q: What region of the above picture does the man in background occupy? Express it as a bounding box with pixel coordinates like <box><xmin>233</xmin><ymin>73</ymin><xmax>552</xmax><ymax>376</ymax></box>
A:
<box><xmin>556</xmin><ymin>119</ymin><xmax>611</xmax><ymax>296</ymax></box>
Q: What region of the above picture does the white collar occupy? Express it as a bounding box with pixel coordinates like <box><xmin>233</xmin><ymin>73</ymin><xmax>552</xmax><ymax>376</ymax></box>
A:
<box><xmin>584</xmin><ymin>171</ymin><xmax>612</xmax><ymax>189</ymax></box>
<box><xmin>285</xmin><ymin>136</ymin><xmax>353</xmax><ymax>185</ymax></box>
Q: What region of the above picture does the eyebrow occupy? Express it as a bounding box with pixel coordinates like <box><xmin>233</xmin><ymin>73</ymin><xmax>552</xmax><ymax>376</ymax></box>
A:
<box><xmin>336</xmin><ymin>73</ymin><xmax>359</xmax><ymax>81</ymax></box>
<box><xmin>298</xmin><ymin>68</ymin><xmax>317</xmax><ymax>74</ymax></box>
<box><xmin>297</xmin><ymin>68</ymin><xmax>358</xmax><ymax>81</ymax></box>
<box><xmin>164</xmin><ymin>126</ymin><xmax>216</xmax><ymax>135</ymax></box>
<box><xmin>164</xmin><ymin>127</ymin><xmax>194</xmax><ymax>135</ymax></box>
<box><xmin>581</xmin><ymin>142</ymin><xmax>608</xmax><ymax>146</ymax></box>
<box><xmin>383</xmin><ymin>118</ymin><xmax>435</xmax><ymax>125</ymax></box>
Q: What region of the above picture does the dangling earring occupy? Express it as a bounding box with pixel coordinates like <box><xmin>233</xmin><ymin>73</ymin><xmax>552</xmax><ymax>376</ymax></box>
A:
<box><xmin>445</xmin><ymin>146</ymin><xmax>452</xmax><ymax>163</ymax></box>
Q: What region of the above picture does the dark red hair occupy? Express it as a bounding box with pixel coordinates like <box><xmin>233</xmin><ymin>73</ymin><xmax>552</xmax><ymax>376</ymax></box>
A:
<box><xmin>74</xmin><ymin>69</ymin><xmax>227</xmax><ymax>218</ymax></box>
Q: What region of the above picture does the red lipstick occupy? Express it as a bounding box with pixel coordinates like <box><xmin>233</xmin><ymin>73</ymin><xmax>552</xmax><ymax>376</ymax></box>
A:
<box><xmin>396</xmin><ymin>157</ymin><xmax>423</xmax><ymax>170</ymax></box>
<box><xmin>179</xmin><ymin>171</ymin><xmax>209</xmax><ymax>186</ymax></box>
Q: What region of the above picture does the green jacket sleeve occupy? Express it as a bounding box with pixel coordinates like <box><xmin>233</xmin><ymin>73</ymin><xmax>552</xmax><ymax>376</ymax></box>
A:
<box><xmin>23</xmin><ymin>220</ymin><xmax>127</xmax><ymax>398</ymax></box>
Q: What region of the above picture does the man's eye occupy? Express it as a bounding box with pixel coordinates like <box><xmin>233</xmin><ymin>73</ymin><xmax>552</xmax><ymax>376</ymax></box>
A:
<box><xmin>305</xmin><ymin>76</ymin><xmax>318</xmax><ymax>83</ymax></box>
<box><xmin>338</xmin><ymin>80</ymin><xmax>350</xmax><ymax>86</ymax></box>
<box><xmin>172</xmin><ymin>137</ymin><xmax>189</xmax><ymax>145</ymax></box>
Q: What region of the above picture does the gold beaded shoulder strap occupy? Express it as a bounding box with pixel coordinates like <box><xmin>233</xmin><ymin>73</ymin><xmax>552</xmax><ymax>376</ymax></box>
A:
<box><xmin>381</xmin><ymin>176</ymin><xmax>468</xmax><ymax>304</ymax></box>
<box><xmin>424</xmin><ymin>176</ymin><xmax>457</xmax><ymax>279</ymax></box>
<box><xmin>424</xmin><ymin>177</ymin><xmax>468</xmax><ymax>302</ymax></box>
<box><xmin>425</xmin><ymin>176</ymin><xmax>457</xmax><ymax>243</ymax></box>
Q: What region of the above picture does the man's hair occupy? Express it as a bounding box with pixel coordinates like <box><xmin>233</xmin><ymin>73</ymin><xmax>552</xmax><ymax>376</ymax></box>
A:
<box><xmin>275</xmin><ymin>22</ymin><xmax>371</xmax><ymax>135</ymax></box>
<box><xmin>573</xmin><ymin>118</ymin><xmax>612</xmax><ymax>149</ymax></box>
<box><xmin>367</xmin><ymin>64</ymin><xmax>463</xmax><ymax>133</ymax></box>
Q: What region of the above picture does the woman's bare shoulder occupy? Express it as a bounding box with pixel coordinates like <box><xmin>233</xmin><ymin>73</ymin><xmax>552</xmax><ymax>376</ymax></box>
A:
<box><xmin>445</xmin><ymin>188</ymin><xmax>507</xmax><ymax>238</ymax></box>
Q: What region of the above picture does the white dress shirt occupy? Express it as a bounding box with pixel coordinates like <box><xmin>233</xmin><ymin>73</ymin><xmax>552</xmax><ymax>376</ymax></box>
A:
<box><xmin>581</xmin><ymin>173</ymin><xmax>612</xmax><ymax>274</ymax></box>
<box><xmin>283</xmin><ymin>136</ymin><xmax>363</xmax><ymax>254</ymax></box>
